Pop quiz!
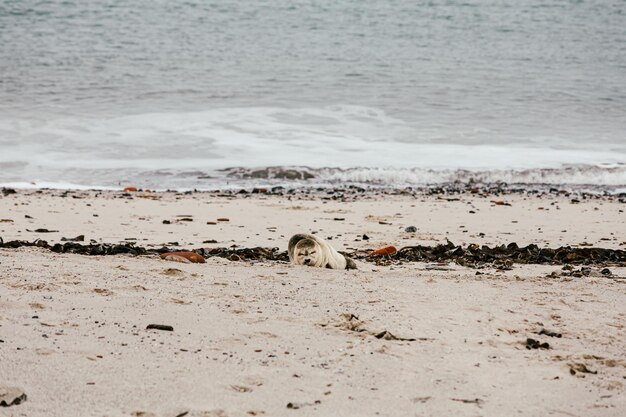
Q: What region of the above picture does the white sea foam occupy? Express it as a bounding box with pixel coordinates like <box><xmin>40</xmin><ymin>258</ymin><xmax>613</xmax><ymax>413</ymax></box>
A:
<box><xmin>0</xmin><ymin>181</ymin><xmax>120</xmax><ymax>191</ymax></box>
<box><xmin>1</xmin><ymin>106</ymin><xmax>624</xmax><ymax>190</ymax></box>
<box><xmin>312</xmin><ymin>166</ymin><xmax>626</xmax><ymax>187</ymax></box>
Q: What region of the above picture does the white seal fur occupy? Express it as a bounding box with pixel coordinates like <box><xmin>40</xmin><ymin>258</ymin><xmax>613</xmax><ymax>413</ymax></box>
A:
<box><xmin>288</xmin><ymin>233</ymin><xmax>357</xmax><ymax>270</ymax></box>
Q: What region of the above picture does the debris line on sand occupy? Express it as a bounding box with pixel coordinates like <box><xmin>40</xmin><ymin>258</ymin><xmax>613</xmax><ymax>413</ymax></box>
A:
<box><xmin>1</xmin><ymin>238</ymin><xmax>623</xmax><ymax>267</ymax></box>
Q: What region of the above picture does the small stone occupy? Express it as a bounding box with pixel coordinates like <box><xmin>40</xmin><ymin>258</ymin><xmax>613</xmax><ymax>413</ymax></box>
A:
<box><xmin>146</xmin><ymin>324</ymin><xmax>173</xmax><ymax>332</ymax></box>
<box><xmin>405</xmin><ymin>226</ymin><xmax>417</xmax><ymax>233</ymax></box>
<box><xmin>525</xmin><ymin>338</ymin><xmax>550</xmax><ymax>350</ymax></box>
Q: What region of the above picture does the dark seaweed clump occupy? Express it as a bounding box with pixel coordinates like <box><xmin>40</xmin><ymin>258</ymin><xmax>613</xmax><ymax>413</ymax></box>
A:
<box><xmin>1</xmin><ymin>237</ymin><xmax>624</xmax><ymax>268</ymax></box>
<box><xmin>371</xmin><ymin>241</ymin><xmax>625</xmax><ymax>267</ymax></box>
<box><xmin>0</xmin><ymin>237</ymin><xmax>288</xmax><ymax>261</ymax></box>
<box><xmin>198</xmin><ymin>247</ymin><xmax>290</xmax><ymax>262</ymax></box>
<box><xmin>0</xmin><ymin>238</ymin><xmax>157</xmax><ymax>256</ymax></box>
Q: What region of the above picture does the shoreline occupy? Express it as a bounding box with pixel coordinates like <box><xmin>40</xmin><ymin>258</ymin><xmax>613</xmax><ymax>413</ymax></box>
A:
<box><xmin>2</xmin><ymin>181</ymin><xmax>626</xmax><ymax>196</ymax></box>
<box><xmin>2</xmin><ymin>163</ymin><xmax>626</xmax><ymax>195</ymax></box>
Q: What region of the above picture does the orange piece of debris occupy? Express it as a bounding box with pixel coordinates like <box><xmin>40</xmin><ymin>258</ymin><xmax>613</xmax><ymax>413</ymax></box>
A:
<box><xmin>368</xmin><ymin>246</ymin><xmax>397</xmax><ymax>257</ymax></box>
<box><xmin>160</xmin><ymin>252</ymin><xmax>206</xmax><ymax>264</ymax></box>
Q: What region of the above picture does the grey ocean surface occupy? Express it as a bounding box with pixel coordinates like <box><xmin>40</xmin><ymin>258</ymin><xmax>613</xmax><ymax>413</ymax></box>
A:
<box><xmin>1</xmin><ymin>0</ymin><xmax>625</xmax><ymax>189</ymax></box>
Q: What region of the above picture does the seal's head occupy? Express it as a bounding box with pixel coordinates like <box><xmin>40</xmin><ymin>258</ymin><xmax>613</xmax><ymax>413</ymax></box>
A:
<box><xmin>294</xmin><ymin>238</ymin><xmax>324</xmax><ymax>267</ymax></box>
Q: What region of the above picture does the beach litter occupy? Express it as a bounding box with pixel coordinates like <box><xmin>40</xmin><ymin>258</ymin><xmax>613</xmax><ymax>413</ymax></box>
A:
<box><xmin>368</xmin><ymin>246</ymin><xmax>398</xmax><ymax>257</ymax></box>
<box><xmin>160</xmin><ymin>252</ymin><xmax>206</xmax><ymax>264</ymax></box>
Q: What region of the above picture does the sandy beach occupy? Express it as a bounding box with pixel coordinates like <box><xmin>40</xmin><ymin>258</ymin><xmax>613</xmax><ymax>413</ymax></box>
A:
<box><xmin>1</xmin><ymin>188</ymin><xmax>625</xmax><ymax>417</ymax></box>
<box><xmin>3</xmin><ymin>0</ymin><xmax>625</xmax><ymax>416</ymax></box>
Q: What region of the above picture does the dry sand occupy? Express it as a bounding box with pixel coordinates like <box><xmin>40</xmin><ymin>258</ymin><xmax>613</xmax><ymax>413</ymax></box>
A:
<box><xmin>0</xmin><ymin>189</ymin><xmax>625</xmax><ymax>417</ymax></box>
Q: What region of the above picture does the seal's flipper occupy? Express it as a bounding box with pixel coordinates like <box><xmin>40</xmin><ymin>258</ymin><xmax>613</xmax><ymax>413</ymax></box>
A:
<box><xmin>345</xmin><ymin>256</ymin><xmax>357</xmax><ymax>270</ymax></box>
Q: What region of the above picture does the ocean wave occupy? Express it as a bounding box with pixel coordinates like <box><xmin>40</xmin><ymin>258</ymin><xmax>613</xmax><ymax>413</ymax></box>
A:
<box><xmin>2</xmin><ymin>164</ymin><xmax>625</xmax><ymax>193</ymax></box>
<box><xmin>1</xmin><ymin>106</ymin><xmax>625</xmax><ymax>191</ymax></box>
<box><xmin>313</xmin><ymin>165</ymin><xmax>626</xmax><ymax>186</ymax></box>
<box><xmin>222</xmin><ymin>165</ymin><xmax>626</xmax><ymax>189</ymax></box>
<box><xmin>2</xmin><ymin>106</ymin><xmax>625</xmax><ymax>173</ymax></box>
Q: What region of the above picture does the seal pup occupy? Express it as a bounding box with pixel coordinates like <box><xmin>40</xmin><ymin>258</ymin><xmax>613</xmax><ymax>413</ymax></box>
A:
<box><xmin>288</xmin><ymin>233</ymin><xmax>357</xmax><ymax>270</ymax></box>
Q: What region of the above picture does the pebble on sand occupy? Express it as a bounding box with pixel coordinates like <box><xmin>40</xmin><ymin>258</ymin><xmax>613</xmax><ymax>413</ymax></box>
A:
<box><xmin>146</xmin><ymin>324</ymin><xmax>174</xmax><ymax>332</ymax></box>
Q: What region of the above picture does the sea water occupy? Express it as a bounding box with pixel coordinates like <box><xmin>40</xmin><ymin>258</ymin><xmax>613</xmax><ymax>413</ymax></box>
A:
<box><xmin>1</xmin><ymin>0</ymin><xmax>625</xmax><ymax>189</ymax></box>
